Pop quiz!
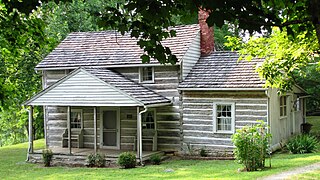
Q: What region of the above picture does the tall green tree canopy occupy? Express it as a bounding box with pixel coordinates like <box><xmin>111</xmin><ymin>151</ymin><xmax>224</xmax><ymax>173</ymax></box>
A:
<box><xmin>0</xmin><ymin>0</ymin><xmax>109</xmax><ymax>146</ymax></box>
<box><xmin>5</xmin><ymin>0</ymin><xmax>319</xmax><ymax>63</ymax></box>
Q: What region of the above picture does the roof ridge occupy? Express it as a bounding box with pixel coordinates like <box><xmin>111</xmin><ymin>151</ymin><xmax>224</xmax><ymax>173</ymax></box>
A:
<box><xmin>68</xmin><ymin>24</ymin><xmax>199</xmax><ymax>35</ymax></box>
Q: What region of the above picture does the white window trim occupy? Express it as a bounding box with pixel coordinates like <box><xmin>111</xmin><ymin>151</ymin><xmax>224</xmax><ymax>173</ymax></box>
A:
<box><xmin>71</xmin><ymin>109</ymin><xmax>83</xmax><ymax>129</ymax></box>
<box><xmin>142</xmin><ymin>109</ymin><xmax>156</xmax><ymax>130</ymax></box>
<box><xmin>213</xmin><ymin>102</ymin><xmax>235</xmax><ymax>134</ymax></box>
<box><xmin>139</xmin><ymin>67</ymin><xmax>154</xmax><ymax>83</ymax></box>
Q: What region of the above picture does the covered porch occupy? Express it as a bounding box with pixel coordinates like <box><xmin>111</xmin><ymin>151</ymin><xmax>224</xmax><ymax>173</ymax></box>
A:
<box><xmin>24</xmin><ymin>68</ymin><xmax>171</xmax><ymax>164</ymax></box>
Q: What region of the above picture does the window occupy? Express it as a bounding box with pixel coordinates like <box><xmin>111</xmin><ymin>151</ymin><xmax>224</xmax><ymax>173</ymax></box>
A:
<box><xmin>280</xmin><ymin>96</ymin><xmax>287</xmax><ymax>117</ymax></box>
<box><xmin>71</xmin><ymin>109</ymin><xmax>82</xmax><ymax>129</ymax></box>
<box><xmin>295</xmin><ymin>98</ymin><xmax>301</xmax><ymax>112</ymax></box>
<box><xmin>213</xmin><ymin>103</ymin><xmax>235</xmax><ymax>133</ymax></box>
<box><xmin>142</xmin><ymin>110</ymin><xmax>155</xmax><ymax>129</ymax></box>
<box><xmin>139</xmin><ymin>67</ymin><xmax>154</xmax><ymax>82</ymax></box>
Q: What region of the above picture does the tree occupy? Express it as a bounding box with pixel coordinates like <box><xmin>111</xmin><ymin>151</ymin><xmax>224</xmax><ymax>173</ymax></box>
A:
<box><xmin>0</xmin><ymin>0</ymin><xmax>110</xmax><ymax>146</ymax></box>
<box><xmin>226</xmin><ymin>28</ymin><xmax>318</xmax><ymax>91</ymax></box>
<box><xmin>4</xmin><ymin>1</ymin><xmax>318</xmax><ymax>89</ymax></box>
<box><xmin>0</xmin><ymin>5</ymin><xmax>47</xmax><ymax>145</ymax></box>
<box><xmin>295</xmin><ymin>65</ymin><xmax>320</xmax><ymax>112</ymax></box>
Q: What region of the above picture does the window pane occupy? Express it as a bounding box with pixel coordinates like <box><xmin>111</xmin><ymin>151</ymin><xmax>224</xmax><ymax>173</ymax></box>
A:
<box><xmin>215</xmin><ymin>104</ymin><xmax>232</xmax><ymax>131</ymax></box>
<box><xmin>280</xmin><ymin>96</ymin><xmax>287</xmax><ymax>117</ymax></box>
<box><xmin>217</xmin><ymin>105</ymin><xmax>221</xmax><ymax>111</ymax></box>
<box><xmin>142</xmin><ymin>67</ymin><xmax>153</xmax><ymax>81</ymax></box>
<box><xmin>142</xmin><ymin>111</ymin><xmax>155</xmax><ymax>129</ymax></box>
<box><xmin>71</xmin><ymin>111</ymin><xmax>81</xmax><ymax>129</ymax></box>
<box><xmin>217</xmin><ymin>117</ymin><xmax>232</xmax><ymax>131</ymax></box>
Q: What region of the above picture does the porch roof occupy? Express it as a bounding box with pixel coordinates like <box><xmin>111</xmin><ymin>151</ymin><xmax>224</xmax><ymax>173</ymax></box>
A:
<box><xmin>24</xmin><ymin>67</ymin><xmax>171</xmax><ymax>107</ymax></box>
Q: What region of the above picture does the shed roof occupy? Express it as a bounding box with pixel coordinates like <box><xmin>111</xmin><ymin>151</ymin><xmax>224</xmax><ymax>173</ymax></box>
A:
<box><xmin>36</xmin><ymin>24</ymin><xmax>200</xmax><ymax>70</ymax></box>
<box><xmin>179</xmin><ymin>51</ymin><xmax>266</xmax><ymax>90</ymax></box>
<box><xmin>25</xmin><ymin>68</ymin><xmax>171</xmax><ymax>107</ymax></box>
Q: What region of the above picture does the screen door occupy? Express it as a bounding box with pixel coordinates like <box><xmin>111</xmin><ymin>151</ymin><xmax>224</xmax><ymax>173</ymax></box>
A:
<box><xmin>102</xmin><ymin>110</ymin><xmax>118</xmax><ymax>147</ymax></box>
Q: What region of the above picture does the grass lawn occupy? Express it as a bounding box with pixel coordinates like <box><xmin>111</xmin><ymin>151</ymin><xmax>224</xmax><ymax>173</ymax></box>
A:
<box><xmin>0</xmin><ymin>139</ymin><xmax>320</xmax><ymax>180</ymax></box>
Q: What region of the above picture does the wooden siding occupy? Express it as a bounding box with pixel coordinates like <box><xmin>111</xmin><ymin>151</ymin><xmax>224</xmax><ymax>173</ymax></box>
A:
<box><xmin>113</xmin><ymin>66</ymin><xmax>180</xmax><ymax>98</ymax></box>
<box><xmin>43</xmin><ymin>66</ymin><xmax>181</xmax><ymax>151</ymax></box>
<box><xmin>182</xmin><ymin>32</ymin><xmax>201</xmax><ymax>79</ymax></box>
<box><xmin>46</xmin><ymin>105</ymin><xmax>179</xmax><ymax>151</ymax></box>
<box><xmin>43</xmin><ymin>70</ymin><xmax>68</xmax><ymax>147</ymax></box>
<box><xmin>112</xmin><ymin>66</ymin><xmax>181</xmax><ymax>151</ymax></box>
<box><xmin>181</xmin><ymin>91</ymin><xmax>268</xmax><ymax>153</ymax></box>
<box><xmin>43</xmin><ymin>70</ymin><xmax>68</xmax><ymax>88</ymax></box>
<box><xmin>32</xmin><ymin>70</ymin><xmax>140</xmax><ymax>106</ymax></box>
<box><xmin>268</xmin><ymin>88</ymin><xmax>305</xmax><ymax>148</ymax></box>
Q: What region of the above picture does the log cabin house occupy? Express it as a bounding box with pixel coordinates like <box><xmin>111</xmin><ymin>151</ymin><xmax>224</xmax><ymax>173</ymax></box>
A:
<box><xmin>24</xmin><ymin>10</ymin><xmax>307</xmax><ymax>164</ymax></box>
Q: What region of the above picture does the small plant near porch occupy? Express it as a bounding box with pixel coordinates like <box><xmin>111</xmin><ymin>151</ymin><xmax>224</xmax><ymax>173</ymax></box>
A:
<box><xmin>232</xmin><ymin>121</ymin><xmax>272</xmax><ymax>171</ymax></box>
<box><xmin>42</xmin><ymin>149</ymin><xmax>53</xmax><ymax>167</ymax></box>
<box><xmin>118</xmin><ymin>152</ymin><xmax>136</xmax><ymax>169</ymax></box>
<box><xmin>86</xmin><ymin>153</ymin><xmax>106</xmax><ymax>167</ymax></box>
<box><xmin>149</xmin><ymin>154</ymin><xmax>161</xmax><ymax>165</ymax></box>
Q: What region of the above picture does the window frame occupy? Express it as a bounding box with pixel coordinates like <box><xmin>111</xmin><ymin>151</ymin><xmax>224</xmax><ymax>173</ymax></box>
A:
<box><xmin>70</xmin><ymin>109</ymin><xmax>83</xmax><ymax>129</ymax></box>
<box><xmin>280</xmin><ymin>96</ymin><xmax>287</xmax><ymax>117</ymax></box>
<box><xmin>294</xmin><ymin>97</ymin><xmax>301</xmax><ymax>112</ymax></box>
<box><xmin>142</xmin><ymin>109</ymin><xmax>156</xmax><ymax>130</ymax></box>
<box><xmin>139</xmin><ymin>67</ymin><xmax>154</xmax><ymax>83</ymax></box>
<box><xmin>212</xmin><ymin>102</ymin><xmax>235</xmax><ymax>134</ymax></box>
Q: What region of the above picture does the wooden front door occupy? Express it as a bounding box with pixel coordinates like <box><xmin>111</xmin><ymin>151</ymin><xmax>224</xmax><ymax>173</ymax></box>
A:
<box><xmin>101</xmin><ymin>108</ymin><xmax>120</xmax><ymax>149</ymax></box>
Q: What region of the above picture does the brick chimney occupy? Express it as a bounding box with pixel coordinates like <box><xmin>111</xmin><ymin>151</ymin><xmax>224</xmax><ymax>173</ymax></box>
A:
<box><xmin>198</xmin><ymin>8</ymin><xmax>214</xmax><ymax>56</ymax></box>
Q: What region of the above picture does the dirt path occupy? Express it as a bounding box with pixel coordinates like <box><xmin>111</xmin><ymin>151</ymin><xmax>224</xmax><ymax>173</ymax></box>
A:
<box><xmin>259</xmin><ymin>162</ymin><xmax>320</xmax><ymax>180</ymax></box>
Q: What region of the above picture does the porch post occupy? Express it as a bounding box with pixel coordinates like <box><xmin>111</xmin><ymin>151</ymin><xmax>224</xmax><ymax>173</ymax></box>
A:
<box><xmin>67</xmin><ymin>106</ymin><xmax>71</xmax><ymax>154</ymax></box>
<box><xmin>28</xmin><ymin>106</ymin><xmax>34</xmax><ymax>154</ymax></box>
<box><xmin>94</xmin><ymin>106</ymin><xmax>97</xmax><ymax>154</ymax></box>
<box><xmin>137</xmin><ymin>106</ymin><xmax>147</xmax><ymax>164</ymax></box>
<box><xmin>136</xmin><ymin>107</ymin><xmax>140</xmax><ymax>162</ymax></box>
<box><xmin>136</xmin><ymin>107</ymin><xmax>145</xmax><ymax>163</ymax></box>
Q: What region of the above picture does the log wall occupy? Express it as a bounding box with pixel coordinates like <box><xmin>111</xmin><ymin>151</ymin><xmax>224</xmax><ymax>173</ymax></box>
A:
<box><xmin>181</xmin><ymin>91</ymin><xmax>268</xmax><ymax>155</ymax></box>
<box><xmin>43</xmin><ymin>66</ymin><xmax>181</xmax><ymax>151</ymax></box>
<box><xmin>113</xmin><ymin>66</ymin><xmax>181</xmax><ymax>151</ymax></box>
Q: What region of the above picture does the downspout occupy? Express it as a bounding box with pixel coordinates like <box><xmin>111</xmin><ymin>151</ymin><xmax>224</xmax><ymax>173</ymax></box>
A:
<box><xmin>138</xmin><ymin>106</ymin><xmax>148</xmax><ymax>165</ymax></box>
<box><xmin>265</xmin><ymin>89</ymin><xmax>270</xmax><ymax>133</ymax></box>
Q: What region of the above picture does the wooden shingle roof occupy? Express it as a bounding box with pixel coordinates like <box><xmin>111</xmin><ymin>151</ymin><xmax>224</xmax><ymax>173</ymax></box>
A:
<box><xmin>179</xmin><ymin>51</ymin><xmax>266</xmax><ymax>89</ymax></box>
<box><xmin>84</xmin><ymin>68</ymin><xmax>172</xmax><ymax>105</ymax></box>
<box><xmin>36</xmin><ymin>24</ymin><xmax>200</xmax><ymax>70</ymax></box>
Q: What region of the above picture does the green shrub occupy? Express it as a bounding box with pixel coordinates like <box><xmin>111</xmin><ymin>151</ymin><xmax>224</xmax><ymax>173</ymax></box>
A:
<box><xmin>42</xmin><ymin>149</ymin><xmax>53</xmax><ymax>167</ymax></box>
<box><xmin>200</xmin><ymin>148</ymin><xmax>207</xmax><ymax>157</ymax></box>
<box><xmin>118</xmin><ymin>152</ymin><xmax>136</xmax><ymax>168</ymax></box>
<box><xmin>95</xmin><ymin>153</ymin><xmax>106</xmax><ymax>167</ymax></box>
<box><xmin>286</xmin><ymin>134</ymin><xmax>318</xmax><ymax>154</ymax></box>
<box><xmin>86</xmin><ymin>154</ymin><xmax>96</xmax><ymax>167</ymax></box>
<box><xmin>86</xmin><ymin>153</ymin><xmax>106</xmax><ymax>167</ymax></box>
<box><xmin>150</xmin><ymin>154</ymin><xmax>161</xmax><ymax>165</ymax></box>
<box><xmin>232</xmin><ymin>121</ymin><xmax>272</xmax><ymax>171</ymax></box>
